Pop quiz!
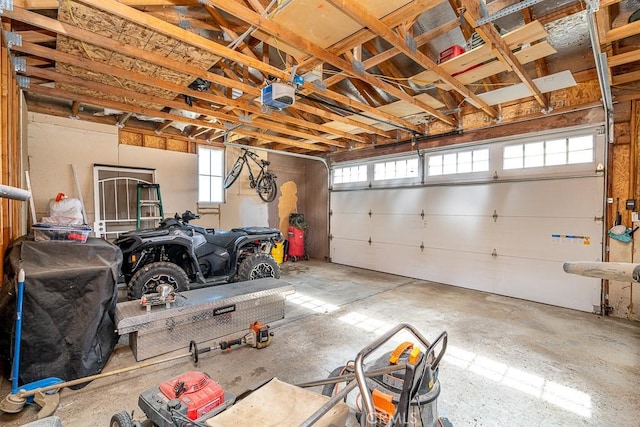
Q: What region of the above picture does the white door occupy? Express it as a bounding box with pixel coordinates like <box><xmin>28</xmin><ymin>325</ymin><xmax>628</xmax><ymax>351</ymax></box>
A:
<box><xmin>330</xmin><ymin>129</ymin><xmax>604</xmax><ymax>312</ymax></box>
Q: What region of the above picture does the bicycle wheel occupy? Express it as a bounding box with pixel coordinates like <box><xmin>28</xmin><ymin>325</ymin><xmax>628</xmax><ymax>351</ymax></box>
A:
<box><xmin>224</xmin><ymin>158</ymin><xmax>245</xmax><ymax>189</ymax></box>
<box><xmin>256</xmin><ymin>173</ymin><xmax>277</xmax><ymax>202</ymax></box>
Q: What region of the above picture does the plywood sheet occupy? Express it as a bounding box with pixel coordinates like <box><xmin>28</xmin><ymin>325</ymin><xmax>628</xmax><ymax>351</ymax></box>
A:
<box><xmin>144</xmin><ymin>134</ymin><xmax>166</xmax><ymax>149</ymax></box>
<box><xmin>167</xmin><ymin>138</ymin><xmax>189</xmax><ymax>153</ymax></box>
<box><xmin>120</xmin><ymin>130</ymin><xmax>143</xmax><ymax>146</ymax></box>
<box><xmin>56</xmin><ymin>1</ymin><xmax>219</xmax><ymax>110</ymax></box>
<box><xmin>252</xmin><ymin>0</ymin><xmax>412</xmax><ymax>61</ymax></box>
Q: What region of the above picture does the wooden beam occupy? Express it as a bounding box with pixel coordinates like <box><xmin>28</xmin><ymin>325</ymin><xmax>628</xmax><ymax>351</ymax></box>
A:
<box><xmin>155</xmin><ymin>121</ymin><xmax>174</xmax><ymax>133</ymax></box>
<box><xmin>606</xmin><ymin>20</ymin><xmax>640</xmax><ymax>44</ymax></box>
<box><xmin>26</xmin><ymin>64</ymin><xmax>348</xmax><ymax>149</ymax></box>
<box><xmin>76</xmin><ymin>0</ymin><xmax>427</xmax><ymax>131</ymax></box>
<box><xmin>14</xmin><ymin>0</ymin><xmax>202</xmax><ymax>8</ymax></box>
<box><xmin>22</xmin><ymin>68</ymin><xmax>332</xmax><ymax>152</ymax></box>
<box><xmin>4</xmin><ymin>7</ymin><xmax>378</xmax><ymax>141</ymax></box>
<box><xmin>326</xmin><ymin>0</ymin><xmax>497</xmax><ymax>118</ymax></box>
<box><xmin>608</xmin><ymin>49</ymin><xmax>640</xmax><ymax>68</ymax></box>
<box><xmin>320</xmin><ymin>18</ymin><xmax>461</xmax><ymax>89</ymax></box>
<box><xmin>461</xmin><ymin>0</ymin><xmax>548</xmax><ymax>110</ymax></box>
<box><xmin>298</xmin><ymin>0</ymin><xmax>446</xmax><ymax>72</ymax></box>
<box><xmin>16</xmin><ymin>30</ymin><xmax>56</xmax><ymax>44</ymax></box>
<box><xmin>486</xmin><ymin>0</ymin><xmax>519</xmax><ymax>15</ymax></box>
<box><xmin>612</xmin><ymin>69</ymin><xmax>640</xmax><ymax>86</ymax></box>
<box><xmin>13</xmin><ymin>42</ymin><xmax>360</xmax><ymax>148</ymax></box>
<box><xmin>203</xmin><ymin>0</ymin><xmax>446</xmax><ymax>129</ymax></box>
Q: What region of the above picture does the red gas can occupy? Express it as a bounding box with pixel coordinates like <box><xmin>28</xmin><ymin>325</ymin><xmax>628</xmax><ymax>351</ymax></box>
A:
<box><xmin>287</xmin><ymin>225</ymin><xmax>305</xmax><ymax>259</ymax></box>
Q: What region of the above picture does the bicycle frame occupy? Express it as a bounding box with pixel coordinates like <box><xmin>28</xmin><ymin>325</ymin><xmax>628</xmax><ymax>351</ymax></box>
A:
<box><xmin>242</xmin><ymin>150</ymin><xmax>267</xmax><ymax>187</ymax></box>
<box><xmin>225</xmin><ymin>148</ymin><xmax>278</xmax><ymax>202</ymax></box>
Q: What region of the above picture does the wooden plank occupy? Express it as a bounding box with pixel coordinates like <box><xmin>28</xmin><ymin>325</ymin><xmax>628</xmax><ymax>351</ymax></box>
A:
<box><xmin>608</xmin><ymin>48</ymin><xmax>640</xmax><ymax>68</ymax></box>
<box><xmin>80</xmin><ymin>0</ymin><xmax>428</xmax><ymax>131</ymax></box>
<box><xmin>448</xmin><ymin>20</ymin><xmax>548</xmax><ymax>72</ymax></box>
<box><xmin>606</xmin><ymin>18</ymin><xmax>640</xmax><ymax>43</ymax></box>
<box><xmin>320</xmin><ymin>18</ymin><xmax>460</xmax><ymax>90</ymax></box>
<box><xmin>206</xmin><ymin>0</ymin><xmax>442</xmax><ymax>128</ymax></box>
<box><xmin>15</xmin><ymin>0</ymin><xmax>203</xmax><ymax>8</ymax></box>
<box><xmin>5</xmin><ymin>7</ymin><xmax>389</xmax><ymax>139</ymax></box>
<box><xmin>26</xmin><ymin>84</ymin><xmax>333</xmax><ymax>152</ymax></box>
<box><xmin>436</xmin><ymin>41</ymin><xmax>556</xmax><ymax>89</ymax></box>
<box><xmin>325</xmin><ymin>0</ymin><xmax>493</xmax><ymax>119</ymax></box>
<box><xmin>13</xmin><ymin>42</ymin><xmax>359</xmax><ymax>148</ymax></box>
<box><xmin>17</xmin><ymin>30</ymin><xmax>56</xmax><ymax>43</ymax></box>
<box><xmin>409</xmin><ymin>21</ymin><xmax>549</xmax><ymax>84</ymax></box>
<box><xmin>298</xmin><ymin>0</ymin><xmax>446</xmax><ymax>71</ymax></box>
<box><xmin>251</xmin><ymin>0</ymin><xmax>412</xmax><ymax>61</ymax></box>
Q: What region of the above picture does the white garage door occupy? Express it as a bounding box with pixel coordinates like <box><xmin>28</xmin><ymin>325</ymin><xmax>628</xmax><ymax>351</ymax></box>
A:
<box><xmin>330</xmin><ymin>127</ymin><xmax>605</xmax><ymax>312</ymax></box>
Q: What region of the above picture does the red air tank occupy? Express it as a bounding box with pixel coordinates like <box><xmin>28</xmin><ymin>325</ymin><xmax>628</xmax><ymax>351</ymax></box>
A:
<box><xmin>287</xmin><ymin>225</ymin><xmax>305</xmax><ymax>259</ymax></box>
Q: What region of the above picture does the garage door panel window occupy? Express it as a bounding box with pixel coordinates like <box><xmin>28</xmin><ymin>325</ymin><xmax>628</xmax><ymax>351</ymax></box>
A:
<box><xmin>428</xmin><ymin>148</ymin><xmax>489</xmax><ymax>176</ymax></box>
<box><xmin>374</xmin><ymin>158</ymin><xmax>419</xmax><ymax>181</ymax></box>
<box><xmin>333</xmin><ymin>165</ymin><xmax>367</xmax><ymax>184</ymax></box>
<box><xmin>503</xmin><ymin>135</ymin><xmax>593</xmax><ymax>171</ymax></box>
<box><xmin>198</xmin><ymin>146</ymin><xmax>223</xmax><ymax>204</ymax></box>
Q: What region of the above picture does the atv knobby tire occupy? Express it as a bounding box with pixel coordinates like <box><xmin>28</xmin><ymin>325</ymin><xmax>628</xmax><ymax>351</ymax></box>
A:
<box><xmin>237</xmin><ymin>253</ymin><xmax>280</xmax><ymax>282</ymax></box>
<box><xmin>128</xmin><ymin>261</ymin><xmax>189</xmax><ymax>300</ymax></box>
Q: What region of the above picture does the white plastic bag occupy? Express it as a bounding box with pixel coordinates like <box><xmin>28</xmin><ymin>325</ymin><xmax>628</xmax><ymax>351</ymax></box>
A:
<box><xmin>47</xmin><ymin>193</ymin><xmax>83</xmax><ymax>224</ymax></box>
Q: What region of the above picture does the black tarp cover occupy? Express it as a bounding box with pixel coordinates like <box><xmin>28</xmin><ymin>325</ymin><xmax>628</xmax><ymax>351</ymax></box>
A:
<box><xmin>0</xmin><ymin>237</ymin><xmax>122</xmax><ymax>386</ymax></box>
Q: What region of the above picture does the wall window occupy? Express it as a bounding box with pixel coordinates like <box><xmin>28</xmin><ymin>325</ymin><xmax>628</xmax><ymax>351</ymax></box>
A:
<box><xmin>428</xmin><ymin>148</ymin><xmax>489</xmax><ymax>176</ymax></box>
<box><xmin>333</xmin><ymin>165</ymin><xmax>367</xmax><ymax>184</ymax></box>
<box><xmin>198</xmin><ymin>146</ymin><xmax>224</xmax><ymax>203</ymax></box>
<box><xmin>374</xmin><ymin>158</ymin><xmax>419</xmax><ymax>180</ymax></box>
<box><xmin>503</xmin><ymin>135</ymin><xmax>594</xmax><ymax>170</ymax></box>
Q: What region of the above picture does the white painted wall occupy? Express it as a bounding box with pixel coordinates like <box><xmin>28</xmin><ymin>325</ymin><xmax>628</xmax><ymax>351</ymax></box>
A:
<box><xmin>27</xmin><ymin>113</ymin><xmax>119</xmax><ymax>224</ymax></box>
<box><xmin>26</xmin><ymin>113</ymin><xmax>270</xmax><ymax>233</ymax></box>
<box><xmin>219</xmin><ymin>145</ymin><xmax>270</xmax><ymax>229</ymax></box>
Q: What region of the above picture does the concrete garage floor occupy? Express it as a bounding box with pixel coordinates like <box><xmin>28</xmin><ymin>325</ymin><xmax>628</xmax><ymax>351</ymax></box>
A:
<box><xmin>1</xmin><ymin>260</ymin><xmax>639</xmax><ymax>426</ymax></box>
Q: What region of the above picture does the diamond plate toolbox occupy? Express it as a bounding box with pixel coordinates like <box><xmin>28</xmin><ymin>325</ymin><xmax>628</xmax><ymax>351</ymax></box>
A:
<box><xmin>115</xmin><ymin>278</ymin><xmax>295</xmax><ymax>361</ymax></box>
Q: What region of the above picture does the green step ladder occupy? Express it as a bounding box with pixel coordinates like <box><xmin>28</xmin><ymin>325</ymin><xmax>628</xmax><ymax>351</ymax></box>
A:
<box><xmin>136</xmin><ymin>183</ymin><xmax>164</xmax><ymax>229</ymax></box>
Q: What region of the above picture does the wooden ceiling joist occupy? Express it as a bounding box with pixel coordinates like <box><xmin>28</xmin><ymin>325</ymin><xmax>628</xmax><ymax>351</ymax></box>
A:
<box><xmin>14</xmin><ymin>0</ymin><xmax>203</xmax><ymax>8</ymax></box>
<box><xmin>10</xmin><ymin>41</ymin><xmax>345</xmax><ymax>148</ymax></box>
<box><xmin>202</xmin><ymin>0</ymin><xmax>451</xmax><ymax>128</ymax></box>
<box><xmin>459</xmin><ymin>1</ymin><xmax>549</xmax><ymax>110</ymax></box>
<box><xmin>326</xmin><ymin>0</ymin><xmax>498</xmax><ymax>118</ymax></box>
<box><xmin>21</xmin><ymin>66</ymin><xmax>333</xmax><ymax>152</ymax></box>
<box><xmin>297</xmin><ymin>0</ymin><xmax>446</xmax><ymax>72</ymax></box>
<box><xmin>75</xmin><ymin>0</ymin><xmax>426</xmax><ymax>132</ymax></box>
<box><xmin>318</xmin><ymin>17</ymin><xmax>461</xmax><ymax>90</ymax></box>
<box><xmin>4</xmin><ymin>6</ymin><xmax>380</xmax><ymax>144</ymax></box>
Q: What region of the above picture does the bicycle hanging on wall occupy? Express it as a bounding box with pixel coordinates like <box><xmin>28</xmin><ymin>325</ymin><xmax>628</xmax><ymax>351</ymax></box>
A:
<box><xmin>224</xmin><ymin>148</ymin><xmax>278</xmax><ymax>202</ymax></box>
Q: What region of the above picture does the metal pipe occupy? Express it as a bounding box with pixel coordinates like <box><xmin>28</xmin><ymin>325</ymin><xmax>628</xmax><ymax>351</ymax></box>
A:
<box><xmin>0</xmin><ymin>184</ymin><xmax>31</xmax><ymax>201</ymax></box>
